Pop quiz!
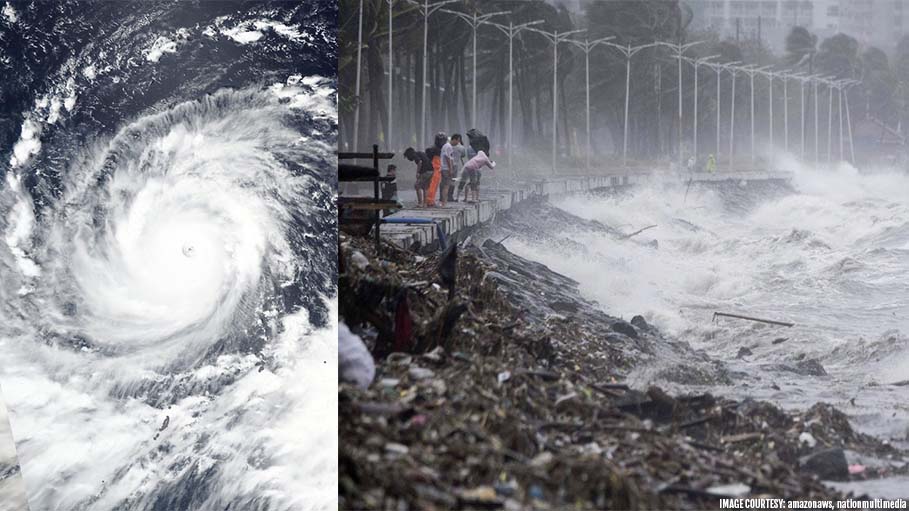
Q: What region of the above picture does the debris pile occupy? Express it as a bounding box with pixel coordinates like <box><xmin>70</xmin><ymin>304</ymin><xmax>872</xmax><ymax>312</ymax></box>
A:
<box><xmin>339</xmin><ymin>232</ymin><xmax>907</xmax><ymax>510</ymax></box>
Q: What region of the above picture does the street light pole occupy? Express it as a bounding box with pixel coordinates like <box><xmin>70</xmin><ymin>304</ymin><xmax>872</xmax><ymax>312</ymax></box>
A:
<box><xmin>605</xmin><ymin>41</ymin><xmax>659</xmax><ymax>167</ymax></box>
<box><xmin>567</xmin><ymin>36</ymin><xmax>616</xmax><ymax>171</ymax></box>
<box><xmin>386</xmin><ymin>0</ymin><xmax>394</xmax><ymax>151</ymax></box>
<box><xmin>843</xmin><ymin>79</ymin><xmax>858</xmax><ymax>164</ymax></box>
<box><xmin>682</xmin><ymin>54</ymin><xmax>719</xmax><ymax>164</ymax></box>
<box><xmin>757</xmin><ymin>68</ymin><xmax>777</xmax><ymax>157</ymax></box>
<box><xmin>487</xmin><ymin>20</ymin><xmax>545</xmax><ymax>174</ymax></box>
<box><xmin>353</xmin><ymin>0</ymin><xmax>364</xmax><ymax>151</ymax></box>
<box><xmin>837</xmin><ymin>81</ymin><xmax>844</xmax><ymax>161</ymax></box>
<box><xmin>813</xmin><ymin>76</ymin><xmax>819</xmax><ymax>166</ymax></box>
<box><xmin>741</xmin><ymin>65</ymin><xmax>767</xmax><ymax>165</ymax></box>
<box><xmin>529</xmin><ymin>27</ymin><xmax>586</xmax><ymax>174</ymax></box>
<box><xmin>657</xmin><ymin>40</ymin><xmax>706</xmax><ymax>171</ymax></box>
<box><xmin>441</xmin><ymin>8</ymin><xmax>510</xmax><ymax>129</ymax></box>
<box><xmin>826</xmin><ymin>78</ymin><xmax>834</xmax><ymax>163</ymax></box>
<box><xmin>729</xmin><ymin>64</ymin><xmax>742</xmax><ymax>169</ymax></box>
<box><xmin>408</xmin><ymin>0</ymin><xmax>459</xmax><ymax>146</ymax></box>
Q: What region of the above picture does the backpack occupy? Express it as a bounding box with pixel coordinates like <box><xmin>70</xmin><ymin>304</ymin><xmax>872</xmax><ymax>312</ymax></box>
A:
<box><xmin>466</xmin><ymin>128</ymin><xmax>490</xmax><ymax>154</ymax></box>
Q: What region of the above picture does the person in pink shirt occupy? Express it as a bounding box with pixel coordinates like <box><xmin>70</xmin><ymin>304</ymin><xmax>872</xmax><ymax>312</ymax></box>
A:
<box><xmin>460</xmin><ymin>150</ymin><xmax>495</xmax><ymax>203</ymax></box>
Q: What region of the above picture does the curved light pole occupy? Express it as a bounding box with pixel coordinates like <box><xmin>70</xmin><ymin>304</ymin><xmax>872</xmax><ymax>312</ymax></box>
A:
<box><xmin>813</xmin><ymin>75</ymin><xmax>821</xmax><ymax>166</ymax></box>
<box><xmin>385</xmin><ymin>0</ymin><xmax>395</xmax><ymax>150</ymax></box>
<box><xmin>567</xmin><ymin>36</ymin><xmax>616</xmax><ymax>171</ymax></box>
<box><xmin>825</xmin><ymin>77</ymin><xmax>835</xmax><ymax>163</ymax></box>
<box><xmin>408</xmin><ymin>0</ymin><xmax>460</xmax><ymax>145</ymax></box>
<box><xmin>842</xmin><ymin>79</ymin><xmax>859</xmax><ymax>164</ymax></box>
<box><xmin>528</xmin><ymin>27</ymin><xmax>585</xmax><ymax>174</ymax></box>
<box><xmin>657</xmin><ymin>40</ymin><xmax>706</xmax><ymax>170</ymax></box>
<box><xmin>486</xmin><ymin>19</ymin><xmax>545</xmax><ymax>173</ymax></box>
<box><xmin>682</xmin><ymin>54</ymin><xmax>719</xmax><ymax>163</ymax></box>
<box><xmin>727</xmin><ymin>64</ymin><xmax>750</xmax><ymax>169</ymax></box>
<box><xmin>741</xmin><ymin>65</ymin><xmax>768</xmax><ymax>164</ymax></box>
<box><xmin>704</xmin><ymin>60</ymin><xmax>740</xmax><ymax>167</ymax></box>
<box><xmin>782</xmin><ymin>71</ymin><xmax>804</xmax><ymax>154</ymax></box>
<box><xmin>352</xmin><ymin>0</ymin><xmax>365</xmax><ymax>151</ymax></box>
<box><xmin>795</xmin><ymin>74</ymin><xmax>818</xmax><ymax>160</ymax></box>
<box><xmin>604</xmin><ymin>41</ymin><xmax>660</xmax><ymax>167</ymax></box>
<box><xmin>440</xmin><ymin>8</ymin><xmax>510</xmax><ymax>129</ymax></box>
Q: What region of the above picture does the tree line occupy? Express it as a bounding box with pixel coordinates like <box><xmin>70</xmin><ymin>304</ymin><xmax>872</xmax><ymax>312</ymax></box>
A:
<box><xmin>339</xmin><ymin>0</ymin><xmax>907</xmax><ymax>168</ymax></box>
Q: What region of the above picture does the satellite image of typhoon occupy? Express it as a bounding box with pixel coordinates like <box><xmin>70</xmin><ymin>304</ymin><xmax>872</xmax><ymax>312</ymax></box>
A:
<box><xmin>0</xmin><ymin>1</ymin><xmax>337</xmax><ymax>510</ymax></box>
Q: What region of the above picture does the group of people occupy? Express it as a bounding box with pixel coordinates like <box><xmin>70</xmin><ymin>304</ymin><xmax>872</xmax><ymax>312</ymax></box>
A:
<box><xmin>402</xmin><ymin>131</ymin><xmax>496</xmax><ymax>208</ymax></box>
<box><xmin>685</xmin><ymin>153</ymin><xmax>717</xmax><ymax>173</ymax></box>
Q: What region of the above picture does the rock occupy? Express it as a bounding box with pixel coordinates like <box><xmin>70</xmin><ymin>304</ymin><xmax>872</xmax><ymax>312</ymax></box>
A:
<box><xmin>630</xmin><ymin>315</ymin><xmax>649</xmax><ymax>330</ymax></box>
<box><xmin>611</xmin><ymin>320</ymin><xmax>638</xmax><ymax>339</ymax></box>
<box><xmin>736</xmin><ymin>347</ymin><xmax>753</xmax><ymax>359</ymax></box>
<box><xmin>773</xmin><ymin>337</ymin><xmax>789</xmax><ymax>345</ymax></box>
<box><xmin>795</xmin><ymin>359</ymin><xmax>827</xmax><ymax>377</ymax></box>
<box><xmin>408</xmin><ymin>366</ymin><xmax>435</xmax><ymax>380</ymax></box>
<box><xmin>799</xmin><ymin>448</ymin><xmax>849</xmax><ymax>481</ymax></box>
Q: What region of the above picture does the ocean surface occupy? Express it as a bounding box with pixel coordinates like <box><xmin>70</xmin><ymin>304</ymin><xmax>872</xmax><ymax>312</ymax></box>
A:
<box><xmin>0</xmin><ymin>1</ymin><xmax>338</xmax><ymax>509</ymax></box>
<box><xmin>505</xmin><ymin>160</ymin><xmax>909</xmax><ymax>495</ymax></box>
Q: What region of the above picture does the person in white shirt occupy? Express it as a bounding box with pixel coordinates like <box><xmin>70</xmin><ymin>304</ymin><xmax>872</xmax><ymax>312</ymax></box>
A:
<box><xmin>460</xmin><ymin>149</ymin><xmax>495</xmax><ymax>202</ymax></box>
<box><xmin>439</xmin><ymin>134</ymin><xmax>460</xmax><ymax>207</ymax></box>
<box><xmin>447</xmin><ymin>134</ymin><xmax>465</xmax><ymax>202</ymax></box>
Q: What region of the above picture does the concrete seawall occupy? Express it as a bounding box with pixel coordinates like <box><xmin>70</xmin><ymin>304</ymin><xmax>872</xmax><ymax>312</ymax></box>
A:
<box><xmin>381</xmin><ymin>170</ymin><xmax>793</xmax><ymax>251</ymax></box>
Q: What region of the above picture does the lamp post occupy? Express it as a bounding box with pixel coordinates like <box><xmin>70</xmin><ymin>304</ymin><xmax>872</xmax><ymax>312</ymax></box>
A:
<box><xmin>825</xmin><ymin>78</ymin><xmax>834</xmax><ymax>163</ymax></box>
<box><xmin>528</xmin><ymin>27</ymin><xmax>586</xmax><ymax>174</ymax></box>
<box><xmin>782</xmin><ymin>72</ymin><xmax>804</xmax><ymax>154</ymax></box>
<box><xmin>727</xmin><ymin>64</ymin><xmax>746</xmax><ymax>169</ymax></box>
<box><xmin>408</xmin><ymin>0</ymin><xmax>460</xmax><ymax>145</ymax></box>
<box><xmin>487</xmin><ymin>20</ymin><xmax>545</xmax><ymax>173</ymax></box>
<box><xmin>352</xmin><ymin>0</ymin><xmax>365</xmax><ymax>152</ymax></box>
<box><xmin>657</xmin><ymin>40</ymin><xmax>706</xmax><ymax>170</ymax></box>
<box><xmin>440</xmin><ymin>8</ymin><xmax>510</xmax><ymax>129</ymax></box>
<box><xmin>567</xmin><ymin>36</ymin><xmax>616</xmax><ymax>171</ymax></box>
<box><xmin>813</xmin><ymin>75</ymin><xmax>820</xmax><ymax>166</ymax></box>
<box><xmin>604</xmin><ymin>41</ymin><xmax>660</xmax><ymax>167</ymax></box>
<box><xmin>842</xmin><ymin>79</ymin><xmax>859</xmax><ymax>164</ymax></box>
<box><xmin>704</xmin><ymin>60</ymin><xmax>740</xmax><ymax>168</ymax></box>
<box><xmin>386</xmin><ymin>0</ymin><xmax>395</xmax><ymax>151</ymax></box>
<box><xmin>740</xmin><ymin>64</ymin><xmax>768</xmax><ymax>165</ymax></box>
<box><xmin>757</xmin><ymin>68</ymin><xmax>779</xmax><ymax>156</ymax></box>
<box><xmin>682</xmin><ymin>54</ymin><xmax>719</xmax><ymax>163</ymax></box>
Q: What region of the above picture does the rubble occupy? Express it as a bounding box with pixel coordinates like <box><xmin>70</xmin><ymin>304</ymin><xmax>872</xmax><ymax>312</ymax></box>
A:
<box><xmin>339</xmin><ymin>227</ymin><xmax>909</xmax><ymax>509</ymax></box>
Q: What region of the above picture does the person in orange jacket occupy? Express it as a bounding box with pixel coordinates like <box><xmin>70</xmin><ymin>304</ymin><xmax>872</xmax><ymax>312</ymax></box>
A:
<box><xmin>425</xmin><ymin>132</ymin><xmax>446</xmax><ymax>207</ymax></box>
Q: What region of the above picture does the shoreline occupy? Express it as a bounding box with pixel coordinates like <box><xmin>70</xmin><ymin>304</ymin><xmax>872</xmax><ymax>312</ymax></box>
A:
<box><xmin>339</xmin><ymin>196</ymin><xmax>909</xmax><ymax>508</ymax></box>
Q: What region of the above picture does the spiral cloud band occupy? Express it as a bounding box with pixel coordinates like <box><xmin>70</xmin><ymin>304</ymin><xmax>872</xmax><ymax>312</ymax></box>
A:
<box><xmin>0</xmin><ymin>2</ymin><xmax>338</xmax><ymax>508</ymax></box>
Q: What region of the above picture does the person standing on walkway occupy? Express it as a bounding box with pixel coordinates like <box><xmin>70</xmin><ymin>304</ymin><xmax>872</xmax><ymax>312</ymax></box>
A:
<box><xmin>404</xmin><ymin>147</ymin><xmax>431</xmax><ymax>207</ymax></box>
<box><xmin>439</xmin><ymin>134</ymin><xmax>461</xmax><ymax>207</ymax></box>
<box><xmin>446</xmin><ymin>134</ymin><xmax>465</xmax><ymax>203</ymax></box>
<box><xmin>706</xmin><ymin>153</ymin><xmax>717</xmax><ymax>173</ymax></box>
<box><xmin>425</xmin><ymin>132</ymin><xmax>446</xmax><ymax>207</ymax></box>
<box><xmin>461</xmin><ymin>149</ymin><xmax>495</xmax><ymax>203</ymax></box>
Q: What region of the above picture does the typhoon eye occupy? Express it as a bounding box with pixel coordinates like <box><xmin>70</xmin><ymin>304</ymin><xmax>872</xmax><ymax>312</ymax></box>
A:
<box><xmin>0</xmin><ymin>2</ymin><xmax>338</xmax><ymax>508</ymax></box>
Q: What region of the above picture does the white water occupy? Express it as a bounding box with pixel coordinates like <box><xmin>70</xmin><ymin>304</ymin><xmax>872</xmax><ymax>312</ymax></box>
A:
<box><xmin>506</xmin><ymin>160</ymin><xmax>909</xmax><ymax>444</ymax></box>
<box><xmin>0</xmin><ymin>85</ymin><xmax>338</xmax><ymax>509</ymax></box>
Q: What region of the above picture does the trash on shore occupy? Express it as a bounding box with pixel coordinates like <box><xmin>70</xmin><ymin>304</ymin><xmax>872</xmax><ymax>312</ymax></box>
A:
<box><xmin>339</xmin><ymin>226</ymin><xmax>907</xmax><ymax>510</ymax></box>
